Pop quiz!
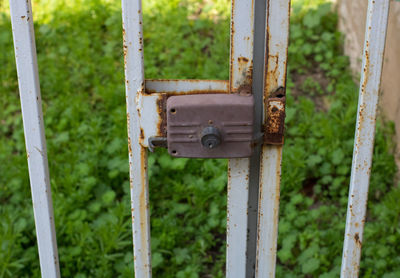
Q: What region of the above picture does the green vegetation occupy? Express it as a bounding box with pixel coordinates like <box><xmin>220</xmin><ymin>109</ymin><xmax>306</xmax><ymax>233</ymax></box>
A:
<box><xmin>0</xmin><ymin>0</ymin><xmax>398</xmax><ymax>277</ymax></box>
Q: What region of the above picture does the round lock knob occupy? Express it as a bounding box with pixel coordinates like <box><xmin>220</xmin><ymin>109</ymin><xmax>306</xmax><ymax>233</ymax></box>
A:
<box><xmin>201</xmin><ymin>126</ymin><xmax>221</xmax><ymax>149</ymax></box>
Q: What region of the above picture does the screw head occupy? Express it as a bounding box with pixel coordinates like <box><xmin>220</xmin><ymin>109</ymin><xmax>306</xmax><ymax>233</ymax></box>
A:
<box><xmin>201</xmin><ymin>126</ymin><xmax>221</xmax><ymax>149</ymax></box>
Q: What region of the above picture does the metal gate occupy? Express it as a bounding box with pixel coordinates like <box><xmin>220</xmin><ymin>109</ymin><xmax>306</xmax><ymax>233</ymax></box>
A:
<box><xmin>9</xmin><ymin>0</ymin><xmax>390</xmax><ymax>277</ymax></box>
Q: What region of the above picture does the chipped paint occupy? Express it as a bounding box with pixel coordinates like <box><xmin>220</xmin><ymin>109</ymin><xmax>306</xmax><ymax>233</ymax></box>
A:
<box><xmin>256</xmin><ymin>0</ymin><xmax>290</xmax><ymax>277</ymax></box>
<box><xmin>121</xmin><ymin>0</ymin><xmax>152</xmax><ymax>277</ymax></box>
<box><xmin>9</xmin><ymin>0</ymin><xmax>60</xmax><ymax>276</ymax></box>
<box><xmin>340</xmin><ymin>1</ymin><xmax>390</xmax><ymax>277</ymax></box>
<box><xmin>226</xmin><ymin>0</ymin><xmax>255</xmax><ymax>277</ymax></box>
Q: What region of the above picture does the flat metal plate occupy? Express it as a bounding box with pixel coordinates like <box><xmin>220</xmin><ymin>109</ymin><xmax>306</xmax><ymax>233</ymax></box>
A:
<box><xmin>167</xmin><ymin>94</ymin><xmax>254</xmax><ymax>158</ymax></box>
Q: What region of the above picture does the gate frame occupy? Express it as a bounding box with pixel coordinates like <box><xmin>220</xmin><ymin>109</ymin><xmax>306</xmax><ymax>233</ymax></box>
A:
<box><xmin>8</xmin><ymin>0</ymin><xmax>391</xmax><ymax>277</ymax></box>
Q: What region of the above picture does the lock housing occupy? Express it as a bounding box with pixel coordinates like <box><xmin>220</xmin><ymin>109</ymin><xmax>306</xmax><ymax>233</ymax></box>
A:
<box><xmin>166</xmin><ymin>94</ymin><xmax>254</xmax><ymax>158</ymax></box>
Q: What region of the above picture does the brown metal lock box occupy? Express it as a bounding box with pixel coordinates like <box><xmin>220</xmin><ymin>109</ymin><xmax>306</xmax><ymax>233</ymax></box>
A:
<box><xmin>166</xmin><ymin>94</ymin><xmax>254</xmax><ymax>158</ymax></box>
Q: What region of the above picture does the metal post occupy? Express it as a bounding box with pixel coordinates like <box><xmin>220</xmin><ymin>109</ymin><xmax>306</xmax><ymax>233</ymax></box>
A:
<box><xmin>121</xmin><ymin>0</ymin><xmax>152</xmax><ymax>277</ymax></box>
<box><xmin>9</xmin><ymin>1</ymin><xmax>61</xmax><ymax>277</ymax></box>
<box><xmin>226</xmin><ymin>0</ymin><xmax>256</xmax><ymax>277</ymax></box>
<box><xmin>340</xmin><ymin>1</ymin><xmax>390</xmax><ymax>277</ymax></box>
<box><xmin>255</xmin><ymin>0</ymin><xmax>291</xmax><ymax>277</ymax></box>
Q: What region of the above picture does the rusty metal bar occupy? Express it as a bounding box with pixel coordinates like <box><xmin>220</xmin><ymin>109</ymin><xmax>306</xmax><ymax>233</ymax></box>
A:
<box><xmin>256</xmin><ymin>0</ymin><xmax>290</xmax><ymax>277</ymax></box>
<box><xmin>9</xmin><ymin>1</ymin><xmax>61</xmax><ymax>277</ymax></box>
<box><xmin>144</xmin><ymin>79</ymin><xmax>229</xmax><ymax>94</ymax></box>
<box><xmin>226</xmin><ymin>0</ymin><xmax>256</xmax><ymax>277</ymax></box>
<box><xmin>121</xmin><ymin>0</ymin><xmax>152</xmax><ymax>277</ymax></box>
<box><xmin>340</xmin><ymin>1</ymin><xmax>390</xmax><ymax>277</ymax></box>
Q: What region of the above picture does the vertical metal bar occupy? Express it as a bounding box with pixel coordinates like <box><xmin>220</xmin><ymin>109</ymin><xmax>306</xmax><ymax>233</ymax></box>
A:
<box><xmin>246</xmin><ymin>0</ymin><xmax>268</xmax><ymax>276</ymax></box>
<box><xmin>226</xmin><ymin>0</ymin><xmax>257</xmax><ymax>277</ymax></box>
<box><xmin>255</xmin><ymin>0</ymin><xmax>291</xmax><ymax>277</ymax></box>
<box><xmin>9</xmin><ymin>1</ymin><xmax>61</xmax><ymax>277</ymax></box>
<box><xmin>340</xmin><ymin>1</ymin><xmax>390</xmax><ymax>277</ymax></box>
<box><xmin>121</xmin><ymin>0</ymin><xmax>152</xmax><ymax>277</ymax></box>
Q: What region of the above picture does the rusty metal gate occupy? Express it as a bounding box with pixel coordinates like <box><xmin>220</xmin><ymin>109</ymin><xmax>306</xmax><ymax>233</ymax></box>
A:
<box><xmin>9</xmin><ymin>0</ymin><xmax>390</xmax><ymax>277</ymax></box>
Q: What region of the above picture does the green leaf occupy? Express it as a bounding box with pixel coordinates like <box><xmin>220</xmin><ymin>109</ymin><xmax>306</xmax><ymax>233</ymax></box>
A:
<box><xmin>302</xmin><ymin>257</ymin><xmax>320</xmax><ymax>274</ymax></box>
<box><xmin>331</xmin><ymin>149</ymin><xmax>344</xmax><ymax>165</ymax></box>
<box><xmin>102</xmin><ymin>190</ymin><xmax>116</xmax><ymax>205</ymax></box>
<box><xmin>152</xmin><ymin>252</ymin><xmax>164</xmax><ymax>268</ymax></box>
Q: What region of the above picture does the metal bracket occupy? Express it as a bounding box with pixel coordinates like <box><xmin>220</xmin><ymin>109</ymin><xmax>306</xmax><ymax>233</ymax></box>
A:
<box><xmin>264</xmin><ymin>87</ymin><xmax>286</xmax><ymax>145</ymax></box>
<box><xmin>148</xmin><ymin>137</ymin><xmax>167</xmax><ymax>152</ymax></box>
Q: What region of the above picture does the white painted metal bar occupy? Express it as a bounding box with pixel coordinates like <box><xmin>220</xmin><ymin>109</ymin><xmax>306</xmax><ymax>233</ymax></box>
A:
<box><xmin>340</xmin><ymin>1</ymin><xmax>390</xmax><ymax>277</ymax></box>
<box><xmin>9</xmin><ymin>1</ymin><xmax>61</xmax><ymax>277</ymax></box>
<box><xmin>144</xmin><ymin>79</ymin><xmax>229</xmax><ymax>94</ymax></box>
<box><xmin>121</xmin><ymin>0</ymin><xmax>152</xmax><ymax>277</ymax></box>
<box><xmin>256</xmin><ymin>0</ymin><xmax>291</xmax><ymax>277</ymax></box>
<box><xmin>226</xmin><ymin>0</ymin><xmax>255</xmax><ymax>277</ymax></box>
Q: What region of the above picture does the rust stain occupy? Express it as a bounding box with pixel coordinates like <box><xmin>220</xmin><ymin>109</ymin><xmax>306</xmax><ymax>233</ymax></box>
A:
<box><xmin>156</xmin><ymin>94</ymin><xmax>167</xmax><ymax>136</ymax></box>
<box><xmin>148</xmin><ymin>79</ymin><xmax>226</xmax><ymax>83</ymax></box>
<box><xmin>237</xmin><ymin>31</ymin><xmax>253</xmax><ymax>84</ymax></box>
<box><xmin>232</xmin><ymin>60</ymin><xmax>253</xmax><ymax>93</ymax></box>
<box><xmin>126</xmin><ymin>113</ymin><xmax>133</xmax><ymax>157</ymax></box>
<box><xmin>263</xmin><ymin>20</ymin><xmax>271</xmax><ymax>103</ymax></box>
<box><xmin>265</xmin><ymin>54</ymin><xmax>280</xmax><ymax>94</ymax></box>
<box><xmin>139</xmin><ymin>147</ymin><xmax>149</xmax><ymax>266</ymax></box>
<box><xmin>147</xmin><ymin>79</ymin><xmax>228</xmax><ymax>84</ymax></box>
<box><xmin>263</xmin><ymin>0</ymin><xmax>291</xmax><ymax>101</ymax></box>
<box><xmin>139</xmin><ymin>36</ymin><xmax>143</xmax><ymax>52</ymax></box>
<box><xmin>238</xmin><ymin>56</ymin><xmax>249</xmax><ymax>63</ymax></box>
<box><xmin>361</xmin><ymin>49</ymin><xmax>370</xmax><ymax>96</ymax></box>
<box><xmin>144</xmin><ymin>79</ymin><xmax>229</xmax><ymax>95</ymax></box>
<box><xmin>357</xmin><ymin>48</ymin><xmax>371</xmax><ymax>147</ymax></box>
<box><xmin>145</xmin><ymin>88</ymin><xmax>228</xmax><ymax>96</ymax></box>
<box><xmin>237</xmin><ymin>84</ymin><xmax>252</xmax><ymax>96</ymax></box>
<box><xmin>264</xmin><ymin>87</ymin><xmax>286</xmax><ymax>145</ymax></box>
<box><xmin>139</xmin><ymin>128</ymin><xmax>145</xmax><ymax>145</ymax></box>
<box><xmin>354</xmin><ymin>233</ymin><xmax>362</xmax><ymax>247</ymax></box>
<box><xmin>141</xmin><ymin>81</ymin><xmax>145</xmax><ymax>91</ymax></box>
<box><xmin>229</xmin><ymin>0</ymin><xmax>235</xmax><ymax>91</ymax></box>
<box><xmin>21</xmin><ymin>16</ymin><xmax>25</xmax><ymax>19</ymax></box>
<box><xmin>271</xmin><ymin>146</ymin><xmax>282</xmax><ymax>256</ymax></box>
<box><xmin>122</xmin><ymin>28</ymin><xmax>128</xmax><ymax>68</ymax></box>
<box><xmin>130</xmin><ymin>175</ymin><xmax>133</xmax><ymax>190</ymax></box>
<box><xmin>135</xmin><ymin>85</ymin><xmax>144</xmax><ymax>118</ymax></box>
<box><xmin>350</xmin><ymin>205</ymin><xmax>355</xmax><ymax>217</ymax></box>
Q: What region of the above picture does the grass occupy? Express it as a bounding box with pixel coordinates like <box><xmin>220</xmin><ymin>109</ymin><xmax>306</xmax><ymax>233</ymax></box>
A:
<box><xmin>0</xmin><ymin>0</ymin><xmax>399</xmax><ymax>277</ymax></box>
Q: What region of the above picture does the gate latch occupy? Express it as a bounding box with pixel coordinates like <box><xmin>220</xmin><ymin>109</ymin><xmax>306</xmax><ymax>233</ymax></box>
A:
<box><xmin>166</xmin><ymin>93</ymin><xmax>254</xmax><ymax>158</ymax></box>
<box><xmin>148</xmin><ymin>87</ymin><xmax>286</xmax><ymax>158</ymax></box>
